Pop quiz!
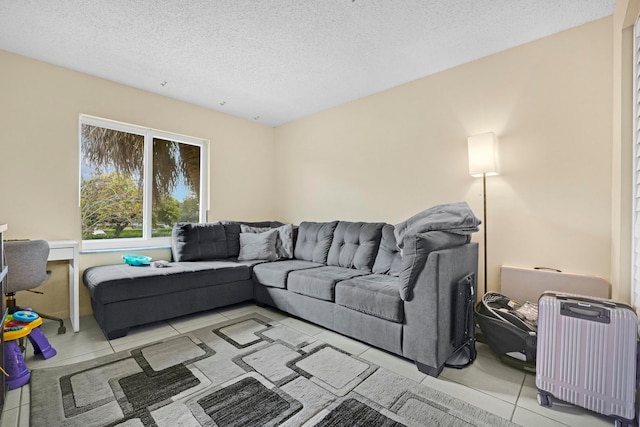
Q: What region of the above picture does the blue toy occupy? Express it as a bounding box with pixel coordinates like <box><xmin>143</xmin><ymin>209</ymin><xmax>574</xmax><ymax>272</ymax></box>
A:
<box><xmin>122</xmin><ymin>254</ymin><xmax>152</xmax><ymax>266</ymax></box>
<box><xmin>12</xmin><ymin>310</ymin><xmax>39</xmax><ymax>323</ymax></box>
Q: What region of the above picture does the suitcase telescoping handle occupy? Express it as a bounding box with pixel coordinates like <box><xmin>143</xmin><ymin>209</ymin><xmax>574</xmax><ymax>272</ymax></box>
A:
<box><xmin>560</xmin><ymin>301</ymin><xmax>611</xmax><ymax>324</ymax></box>
<box><xmin>553</xmin><ymin>293</ymin><xmax>617</xmax><ymax>309</ymax></box>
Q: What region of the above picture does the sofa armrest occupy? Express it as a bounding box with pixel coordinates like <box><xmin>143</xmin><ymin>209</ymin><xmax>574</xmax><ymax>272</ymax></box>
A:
<box><xmin>401</xmin><ymin>242</ymin><xmax>479</xmax><ymax>377</ymax></box>
<box><xmin>398</xmin><ymin>231</ymin><xmax>470</xmax><ymax>301</ymax></box>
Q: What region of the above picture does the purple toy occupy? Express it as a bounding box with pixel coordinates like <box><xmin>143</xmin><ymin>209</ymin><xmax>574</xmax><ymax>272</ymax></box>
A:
<box><xmin>27</xmin><ymin>328</ymin><xmax>57</xmax><ymax>359</ymax></box>
<box><xmin>4</xmin><ymin>341</ymin><xmax>30</xmax><ymax>390</ymax></box>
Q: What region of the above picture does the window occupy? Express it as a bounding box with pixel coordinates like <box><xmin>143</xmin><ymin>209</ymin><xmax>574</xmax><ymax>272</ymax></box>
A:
<box><xmin>80</xmin><ymin>115</ymin><xmax>208</xmax><ymax>250</ymax></box>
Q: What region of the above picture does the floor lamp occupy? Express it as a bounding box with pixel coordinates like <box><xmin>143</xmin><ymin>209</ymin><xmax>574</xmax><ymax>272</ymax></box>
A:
<box><xmin>467</xmin><ymin>132</ymin><xmax>499</xmax><ymax>295</ymax></box>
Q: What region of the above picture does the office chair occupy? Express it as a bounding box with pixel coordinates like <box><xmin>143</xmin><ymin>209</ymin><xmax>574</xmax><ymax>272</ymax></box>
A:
<box><xmin>4</xmin><ymin>240</ymin><xmax>66</xmax><ymax>335</ymax></box>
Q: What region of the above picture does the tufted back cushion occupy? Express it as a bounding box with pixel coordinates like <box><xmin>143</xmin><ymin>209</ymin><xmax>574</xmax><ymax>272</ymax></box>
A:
<box><xmin>294</xmin><ymin>221</ymin><xmax>338</xmax><ymax>263</ymax></box>
<box><xmin>372</xmin><ymin>224</ymin><xmax>402</xmax><ymax>276</ymax></box>
<box><xmin>171</xmin><ymin>222</ymin><xmax>228</xmax><ymax>261</ymax></box>
<box><xmin>327</xmin><ymin>221</ymin><xmax>384</xmax><ymax>272</ymax></box>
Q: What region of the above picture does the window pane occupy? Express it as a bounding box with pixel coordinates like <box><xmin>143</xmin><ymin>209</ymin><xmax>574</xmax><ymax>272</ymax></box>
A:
<box><xmin>152</xmin><ymin>138</ymin><xmax>201</xmax><ymax>237</ymax></box>
<box><xmin>80</xmin><ymin>125</ymin><xmax>144</xmax><ymax>240</ymax></box>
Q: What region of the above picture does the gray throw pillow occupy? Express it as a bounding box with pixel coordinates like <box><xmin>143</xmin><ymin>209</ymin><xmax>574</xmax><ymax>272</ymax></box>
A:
<box><xmin>240</xmin><ymin>224</ymin><xmax>294</xmax><ymax>259</ymax></box>
<box><xmin>222</xmin><ymin>221</ymin><xmax>285</xmax><ymax>258</ymax></box>
<box><xmin>240</xmin><ymin>224</ymin><xmax>270</xmax><ymax>233</ymax></box>
<box><xmin>238</xmin><ymin>229</ymin><xmax>278</xmax><ymax>261</ymax></box>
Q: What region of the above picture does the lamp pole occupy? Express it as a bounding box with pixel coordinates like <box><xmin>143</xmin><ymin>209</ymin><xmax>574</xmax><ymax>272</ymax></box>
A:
<box><xmin>482</xmin><ymin>173</ymin><xmax>487</xmax><ymax>295</ymax></box>
<box><xmin>467</xmin><ymin>131</ymin><xmax>498</xmax><ymax>297</ymax></box>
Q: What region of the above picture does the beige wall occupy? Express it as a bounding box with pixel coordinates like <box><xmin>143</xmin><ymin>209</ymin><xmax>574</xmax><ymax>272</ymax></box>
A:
<box><xmin>0</xmin><ymin>15</ymin><xmax>623</xmax><ymax>320</ymax></box>
<box><xmin>0</xmin><ymin>50</ymin><xmax>276</xmax><ymax>317</ymax></box>
<box><xmin>612</xmin><ymin>1</ymin><xmax>639</xmax><ymax>305</ymax></box>
<box><xmin>274</xmin><ymin>17</ymin><xmax>614</xmax><ymax>296</ymax></box>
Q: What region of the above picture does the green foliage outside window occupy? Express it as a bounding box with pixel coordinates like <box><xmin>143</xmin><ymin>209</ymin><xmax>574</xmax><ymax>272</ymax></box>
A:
<box><xmin>81</xmin><ymin>172</ymin><xmax>142</xmax><ymax>239</ymax></box>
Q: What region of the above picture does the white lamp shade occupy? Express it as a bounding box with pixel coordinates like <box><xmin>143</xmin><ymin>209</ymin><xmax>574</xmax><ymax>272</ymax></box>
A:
<box><xmin>468</xmin><ymin>132</ymin><xmax>499</xmax><ymax>177</ymax></box>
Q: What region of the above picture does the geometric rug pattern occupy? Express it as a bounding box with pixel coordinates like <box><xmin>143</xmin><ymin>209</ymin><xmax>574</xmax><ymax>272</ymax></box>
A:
<box><xmin>30</xmin><ymin>313</ymin><xmax>517</xmax><ymax>426</ymax></box>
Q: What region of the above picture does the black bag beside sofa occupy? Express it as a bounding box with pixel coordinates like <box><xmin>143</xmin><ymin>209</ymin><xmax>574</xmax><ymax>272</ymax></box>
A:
<box><xmin>83</xmin><ymin>218</ymin><xmax>478</xmax><ymax>377</ymax></box>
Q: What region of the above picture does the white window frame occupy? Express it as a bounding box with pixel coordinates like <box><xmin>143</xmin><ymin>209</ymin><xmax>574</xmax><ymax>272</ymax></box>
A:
<box><xmin>632</xmin><ymin>19</ymin><xmax>640</xmax><ymax>308</ymax></box>
<box><xmin>79</xmin><ymin>115</ymin><xmax>209</xmax><ymax>251</ymax></box>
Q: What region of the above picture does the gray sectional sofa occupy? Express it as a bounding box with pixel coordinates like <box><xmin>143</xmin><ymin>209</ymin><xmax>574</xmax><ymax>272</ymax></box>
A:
<box><xmin>84</xmin><ymin>214</ymin><xmax>479</xmax><ymax>377</ymax></box>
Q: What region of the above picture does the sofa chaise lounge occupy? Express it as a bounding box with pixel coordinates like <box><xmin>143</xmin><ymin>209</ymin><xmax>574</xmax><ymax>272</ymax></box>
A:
<box><xmin>84</xmin><ymin>209</ymin><xmax>479</xmax><ymax>377</ymax></box>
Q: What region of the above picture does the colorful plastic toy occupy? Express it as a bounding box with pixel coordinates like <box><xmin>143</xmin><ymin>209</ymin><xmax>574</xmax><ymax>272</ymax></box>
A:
<box><xmin>4</xmin><ymin>313</ymin><xmax>42</xmax><ymax>341</ymax></box>
<box><xmin>3</xmin><ymin>310</ymin><xmax>57</xmax><ymax>389</ymax></box>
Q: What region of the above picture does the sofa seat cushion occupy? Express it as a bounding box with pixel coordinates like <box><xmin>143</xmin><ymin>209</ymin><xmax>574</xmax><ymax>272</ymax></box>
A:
<box><xmin>287</xmin><ymin>266</ymin><xmax>368</xmax><ymax>302</ymax></box>
<box><xmin>84</xmin><ymin>261</ymin><xmax>251</xmax><ymax>304</ymax></box>
<box><xmin>252</xmin><ymin>260</ymin><xmax>323</xmax><ymax>289</ymax></box>
<box><xmin>227</xmin><ymin>258</ymin><xmax>270</xmax><ymax>268</ymax></box>
<box><xmin>335</xmin><ymin>274</ymin><xmax>404</xmax><ymax>323</ymax></box>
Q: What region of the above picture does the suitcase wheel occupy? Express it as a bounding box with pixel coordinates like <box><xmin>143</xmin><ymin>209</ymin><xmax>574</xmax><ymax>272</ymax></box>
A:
<box><xmin>536</xmin><ymin>392</ymin><xmax>551</xmax><ymax>407</ymax></box>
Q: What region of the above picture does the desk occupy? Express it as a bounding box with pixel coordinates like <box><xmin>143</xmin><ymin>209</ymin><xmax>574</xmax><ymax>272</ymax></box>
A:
<box><xmin>47</xmin><ymin>240</ymin><xmax>79</xmax><ymax>332</ymax></box>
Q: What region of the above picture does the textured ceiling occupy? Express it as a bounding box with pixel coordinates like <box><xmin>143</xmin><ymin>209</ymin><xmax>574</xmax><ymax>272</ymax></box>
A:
<box><xmin>0</xmin><ymin>1</ymin><xmax>615</xmax><ymax>126</ymax></box>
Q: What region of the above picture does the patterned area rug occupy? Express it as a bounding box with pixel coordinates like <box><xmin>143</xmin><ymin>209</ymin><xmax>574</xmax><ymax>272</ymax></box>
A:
<box><xmin>30</xmin><ymin>313</ymin><xmax>516</xmax><ymax>426</ymax></box>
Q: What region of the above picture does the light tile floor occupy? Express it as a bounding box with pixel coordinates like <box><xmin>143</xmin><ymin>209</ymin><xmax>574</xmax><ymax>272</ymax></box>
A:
<box><xmin>0</xmin><ymin>303</ymin><xmax>618</xmax><ymax>427</ymax></box>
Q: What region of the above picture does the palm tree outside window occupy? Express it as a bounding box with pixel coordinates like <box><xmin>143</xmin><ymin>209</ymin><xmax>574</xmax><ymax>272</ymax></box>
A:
<box><xmin>79</xmin><ymin>115</ymin><xmax>208</xmax><ymax>250</ymax></box>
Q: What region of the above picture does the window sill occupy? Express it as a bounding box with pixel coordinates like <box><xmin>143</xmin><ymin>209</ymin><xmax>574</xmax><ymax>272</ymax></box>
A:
<box><xmin>80</xmin><ymin>245</ymin><xmax>171</xmax><ymax>255</ymax></box>
<box><xmin>81</xmin><ymin>237</ymin><xmax>172</xmax><ymax>253</ymax></box>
